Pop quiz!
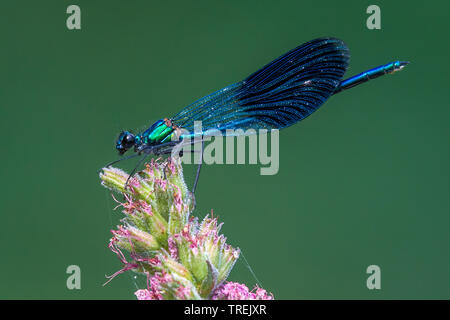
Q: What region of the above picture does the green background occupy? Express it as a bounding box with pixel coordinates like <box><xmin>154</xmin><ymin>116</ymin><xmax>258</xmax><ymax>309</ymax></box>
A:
<box><xmin>0</xmin><ymin>0</ymin><xmax>449</xmax><ymax>299</ymax></box>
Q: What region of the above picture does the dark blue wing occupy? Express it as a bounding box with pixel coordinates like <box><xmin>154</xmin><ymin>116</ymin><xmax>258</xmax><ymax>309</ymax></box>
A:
<box><xmin>172</xmin><ymin>38</ymin><xmax>350</xmax><ymax>135</ymax></box>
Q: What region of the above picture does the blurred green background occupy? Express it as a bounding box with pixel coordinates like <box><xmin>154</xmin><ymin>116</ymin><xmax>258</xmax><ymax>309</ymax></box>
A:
<box><xmin>0</xmin><ymin>0</ymin><xmax>449</xmax><ymax>299</ymax></box>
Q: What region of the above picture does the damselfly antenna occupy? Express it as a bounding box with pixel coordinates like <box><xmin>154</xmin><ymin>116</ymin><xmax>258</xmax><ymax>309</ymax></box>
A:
<box><xmin>103</xmin><ymin>153</ymin><xmax>141</xmax><ymax>169</ymax></box>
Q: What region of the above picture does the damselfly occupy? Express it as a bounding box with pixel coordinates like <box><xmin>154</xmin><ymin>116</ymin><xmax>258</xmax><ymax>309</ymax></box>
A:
<box><xmin>106</xmin><ymin>38</ymin><xmax>408</xmax><ymax>191</ymax></box>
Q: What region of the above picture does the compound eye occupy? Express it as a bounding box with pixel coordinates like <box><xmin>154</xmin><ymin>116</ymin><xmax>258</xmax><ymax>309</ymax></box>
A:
<box><xmin>122</xmin><ymin>133</ymin><xmax>135</xmax><ymax>148</ymax></box>
<box><xmin>125</xmin><ymin>134</ymin><xmax>134</xmax><ymax>143</ymax></box>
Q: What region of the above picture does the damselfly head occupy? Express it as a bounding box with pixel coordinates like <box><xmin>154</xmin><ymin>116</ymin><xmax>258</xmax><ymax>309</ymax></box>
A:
<box><xmin>116</xmin><ymin>131</ymin><xmax>136</xmax><ymax>155</ymax></box>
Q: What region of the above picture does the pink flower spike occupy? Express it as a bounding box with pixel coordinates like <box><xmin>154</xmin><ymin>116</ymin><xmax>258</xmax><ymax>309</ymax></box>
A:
<box><xmin>168</xmin><ymin>236</ymin><xmax>178</xmax><ymax>259</ymax></box>
<box><xmin>175</xmin><ymin>285</ymin><xmax>190</xmax><ymax>299</ymax></box>
<box><xmin>135</xmin><ymin>289</ymin><xmax>152</xmax><ymax>300</ymax></box>
<box><xmin>212</xmin><ymin>282</ymin><xmax>273</xmax><ymax>300</ymax></box>
<box><xmin>100</xmin><ymin>157</ymin><xmax>273</xmax><ymax>300</ymax></box>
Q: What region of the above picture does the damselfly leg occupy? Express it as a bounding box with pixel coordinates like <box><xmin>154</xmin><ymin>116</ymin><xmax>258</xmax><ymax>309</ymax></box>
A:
<box><xmin>124</xmin><ymin>152</ymin><xmax>151</xmax><ymax>188</ymax></box>
<box><xmin>192</xmin><ymin>139</ymin><xmax>204</xmax><ymax>194</ymax></box>
<box><xmin>123</xmin><ymin>141</ymin><xmax>181</xmax><ymax>188</ymax></box>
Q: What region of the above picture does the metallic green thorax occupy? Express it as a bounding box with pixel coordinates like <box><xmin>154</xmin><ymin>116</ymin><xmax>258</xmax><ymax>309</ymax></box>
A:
<box><xmin>138</xmin><ymin>119</ymin><xmax>175</xmax><ymax>145</ymax></box>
